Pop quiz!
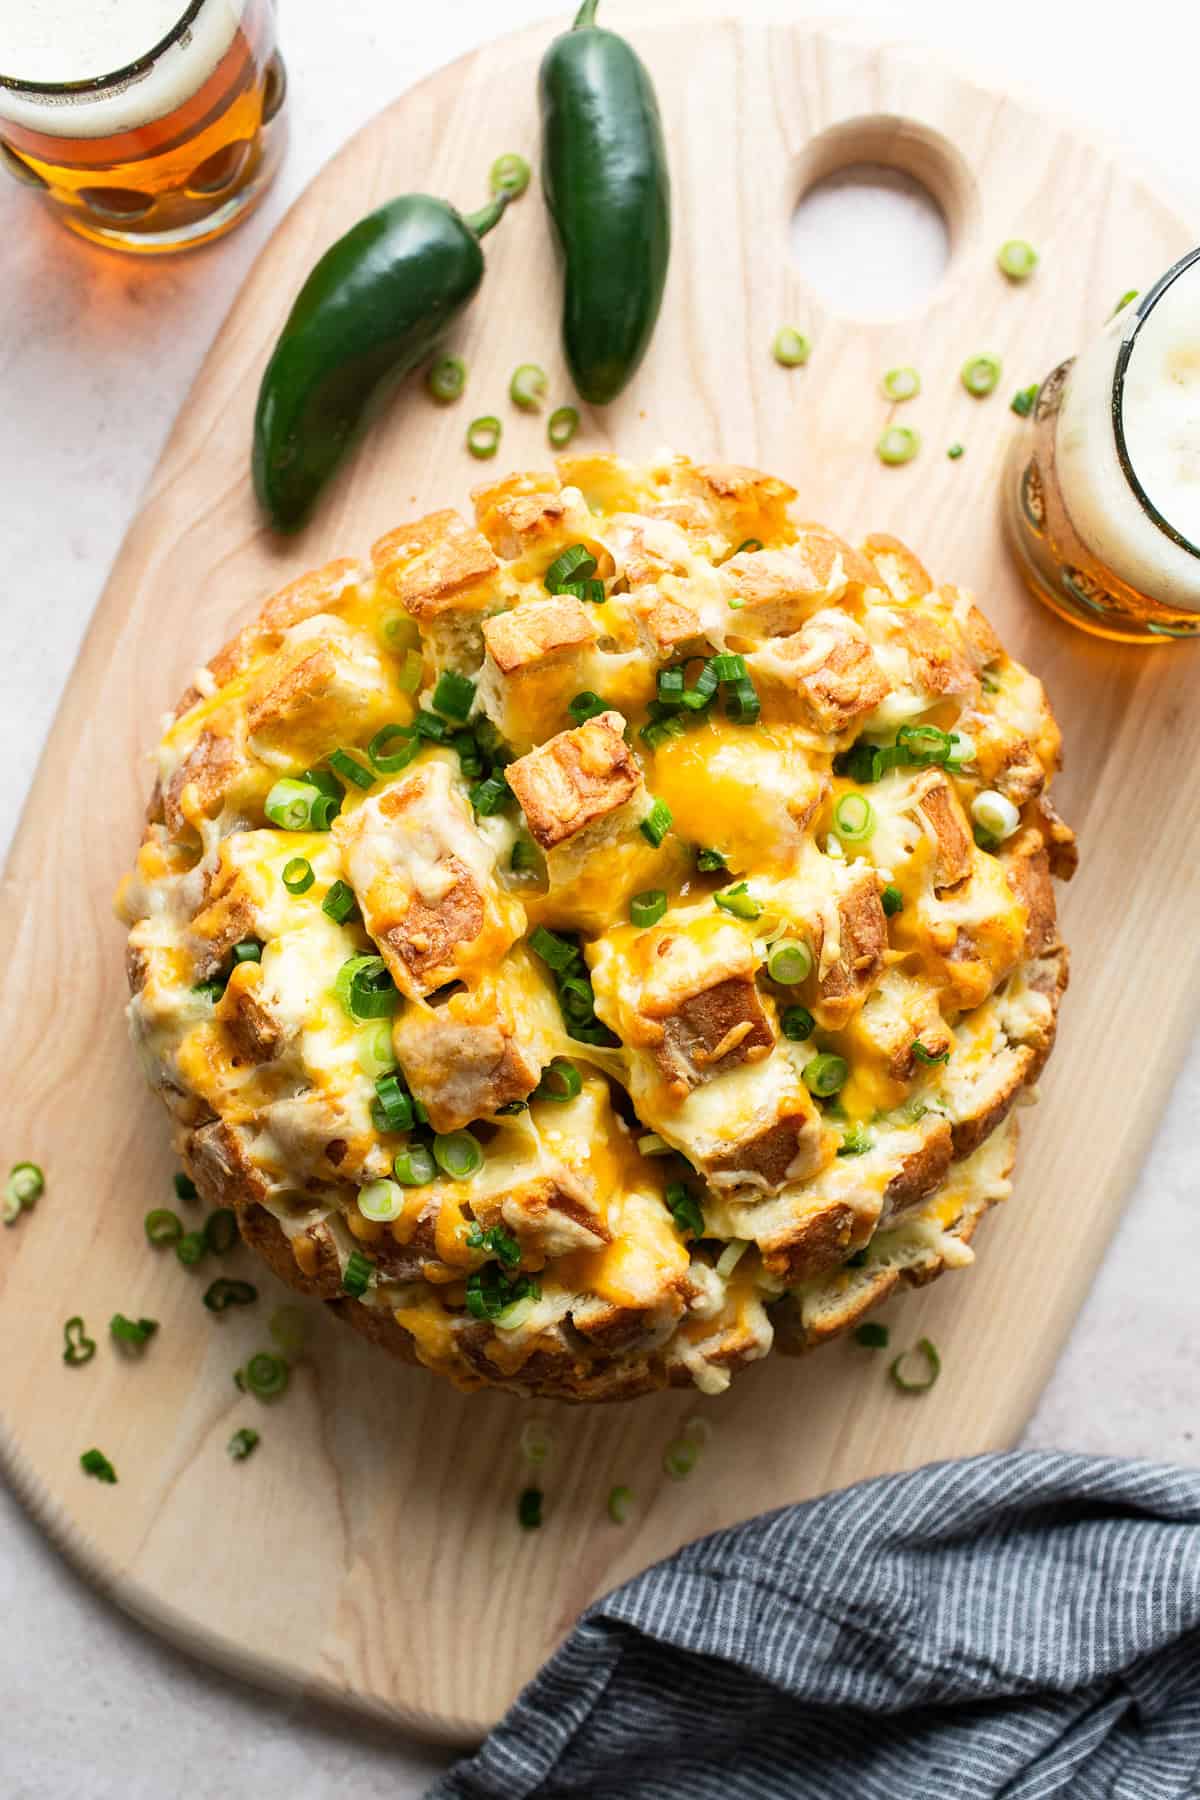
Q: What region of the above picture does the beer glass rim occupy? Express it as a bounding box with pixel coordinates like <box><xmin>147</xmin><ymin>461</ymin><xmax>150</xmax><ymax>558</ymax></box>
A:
<box><xmin>0</xmin><ymin>0</ymin><xmax>207</xmax><ymax>97</ymax></box>
<box><xmin>1111</xmin><ymin>243</ymin><xmax>1200</xmax><ymax>564</ymax></box>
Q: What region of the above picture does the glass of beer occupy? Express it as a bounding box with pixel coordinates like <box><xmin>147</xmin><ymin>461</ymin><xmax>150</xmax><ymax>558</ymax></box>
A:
<box><xmin>0</xmin><ymin>1</ymin><xmax>287</xmax><ymax>253</ymax></box>
<box><xmin>1004</xmin><ymin>245</ymin><xmax>1200</xmax><ymax>643</ymax></box>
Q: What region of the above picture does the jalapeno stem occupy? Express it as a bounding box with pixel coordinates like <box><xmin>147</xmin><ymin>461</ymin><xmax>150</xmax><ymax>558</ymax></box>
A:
<box><xmin>573</xmin><ymin>0</ymin><xmax>600</xmax><ymax>27</ymax></box>
<box><xmin>464</xmin><ymin>191</ymin><xmax>511</xmax><ymax>240</ymax></box>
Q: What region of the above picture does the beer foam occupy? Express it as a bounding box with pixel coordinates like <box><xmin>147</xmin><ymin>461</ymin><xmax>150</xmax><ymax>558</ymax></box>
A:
<box><xmin>0</xmin><ymin>1</ymin><xmax>247</xmax><ymax>138</ymax></box>
<box><xmin>1056</xmin><ymin>259</ymin><xmax>1200</xmax><ymax>612</ymax></box>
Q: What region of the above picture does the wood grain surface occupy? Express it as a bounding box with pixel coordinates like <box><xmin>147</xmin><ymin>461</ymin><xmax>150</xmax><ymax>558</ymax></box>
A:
<box><xmin>1</xmin><ymin>10</ymin><xmax>1196</xmax><ymax>1744</ymax></box>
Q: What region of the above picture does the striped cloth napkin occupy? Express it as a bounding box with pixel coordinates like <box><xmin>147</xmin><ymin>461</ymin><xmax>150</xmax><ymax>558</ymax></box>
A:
<box><xmin>430</xmin><ymin>1452</ymin><xmax>1200</xmax><ymax>1799</ymax></box>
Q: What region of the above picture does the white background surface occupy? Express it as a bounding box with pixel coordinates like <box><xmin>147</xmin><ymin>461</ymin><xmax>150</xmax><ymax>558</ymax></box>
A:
<box><xmin>3</xmin><ymin>2</ymin><xmax>1199</xmax><ymax>1794</ymax></box>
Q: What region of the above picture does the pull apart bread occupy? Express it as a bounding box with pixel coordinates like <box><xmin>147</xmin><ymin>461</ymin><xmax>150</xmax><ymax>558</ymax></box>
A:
<box><xmin>118</xmin><ymin>453</ymin><xmax>1074</xmax><ymax>1400</ymax></box>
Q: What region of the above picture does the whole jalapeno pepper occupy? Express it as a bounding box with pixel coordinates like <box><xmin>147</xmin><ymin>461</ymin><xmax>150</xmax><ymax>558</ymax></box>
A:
<box><xmin>253</xmin><ymin>188</ymin><xmax>511</xmax><ymax>532</ymax></box>
<box><xmin>539</xmin><ymin>0</ymin><xmax>671</xmax><ymax>406</ymax></box>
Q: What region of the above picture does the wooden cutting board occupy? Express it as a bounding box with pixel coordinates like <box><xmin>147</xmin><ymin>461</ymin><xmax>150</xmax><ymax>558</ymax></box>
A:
<box><xmin>2</xmin><ymin>9</ymin><xmax>1197</xmax><ymax>1745</ymax></box>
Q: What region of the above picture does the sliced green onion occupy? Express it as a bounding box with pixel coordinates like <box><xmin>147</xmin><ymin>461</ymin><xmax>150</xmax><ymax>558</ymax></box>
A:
<box><xmin>781</xmin><ymin>1005</ymin><xmax>814</xmax><ymax>1042</ymax></box>
<box><xmin>639</xmin><ymin>716</ymin><xmax>687</xmax><ymax>750</ymax></box>
<box><xmin>532</xmin><ymin>1059</ymin><xmax>582</xmax><ymax>1103</ymax></box>
<box><xmin>359</xmin><ymin>1023</ymin><xmax>396</xmax><ymax>1079</ymax></box>
<box><xmin>997</xmin><ymin>239</ymin><xmax>1038</xmax><ymax>280</ymax></box>
<box><xmin>854</xmin><ymin>1321</ymin><xmax>890</xmax><ymax>1349</ymax></box>
<box><xmin>897</xmin><ymin>723</ymin><xmax>953</xmax><ymax>765</ymax></box>
<box><xmin>80</xmin><ymin>1448</ymin><xmax>117</xmax><ymax>1484</ymax></box>
<box><xmin>548</xmin><ymin>405</ymin><xmax>579</xmax><ymax>449</ymax></box>
<box><xmin>947</xmin><ymin>443</ymin><xmax>965</xmax><ymax>460</ymax></box>
<box><xmin>303</xmin><ymin>766</ymin><xmax>343</xmax><ymax>801</ymax></box>
<box><xmin>466</xmin><ymin>1263</ymin><xmax>540</xmax><ymax>1322</ymax></box>
<box><xmin>228</xmin><ymin>1427</ymin><xmax>260</xmax><ymax>1461</ymax></box>
<box><xmin>947</xmin><ymin>732</ymin><xmax>975</xmax><ymax>768</ymax></box>
<box><xmin>469</xmin><ymin>775</ymin><xmax>510</xmax><ymax>817</ymax></box>
<box><xmin>495</xmin><ymin>1100</ymin><xmax>528</xmax><ymax>1115</ymax></box>
<box><xmin>767</xmin><ymin>940</ymin><xmax>811</xmax><ymax>985</ymax></box>
<box><xmin>714</xmin><ymin>881</ymin><xmax>762</xmax><ymax>921</ymax></box>
<box><xmin>657</xmin><ymin>666</ymin><xmax>685</xmax><ymax>708</ymax></box>
<box><xmin>735</xmin><ymin>538</ymin><xmax>762</xmax><ymax>555</ymax></box>
<box><xmin>335</xmin><ymin>954</ymin><xmax>399</xmax><ymax>1021</ymax></box>
<box><xmin>264</xmin><ymin>777</ymin><xmax>320</xmax><ymax>831</ymax></box>
<box><xmin>244</xmin><ymin>1352</ymin><xmax>290</xmax><ymax>1400</ymax></box>
<box><xmin>269</xmin><ymin>1306</ymin><xmax>308</xmax><ymax>1357</ymax></box>
<box><xmin>607</xmin><ymin>1483</ymin><xmax>633</xmax><ymax>1524</ymax></box>
<box><xmin>1110</xmin><ymin>288</ymin><xmax>1139</xmax><ymax>319</ymax></box>
<box><xmin>833</xmin><ymin>792</ymin><xmax>876</xmax><ymax>843</ymax></box>
<box><xmin>568</xmin><ymin>690</ymin><xmax>606</xmax><ymax>725</ymax></box>
<box><xmin>882</xmin><ymin>366</ymin><xmax>920</xmax><ymax>402</ymax></box>
<box><xmin>912</xmin><ymin>1041</ymin><xmax>950</xmax><ymax>1066</ymax></box>
<box><xmin>518</xmin><ymin>1485</ymin><xmax>543</xmax><ymax>1529</ymax></box>
<box><xmin>467</xmin><ymin>1223</ymin><xmax>522</xmax><ymax>1268</ymax></box>
<box><xmin>724</xmin><ymin>673</ymin><xmax>761</xmax><ymax>724</ymax></box>
<box><xmin>204</xmin><ymin>1208</ymin><xmax>238</xmax><ymax>1255</ymax></box>
<box><xmin>282</xmin><ymin>857</ymin><xmax>314</xmax><ymax>895</ymax></box>
<box><xmin>432</xmin><ymin>1130</ymin><xmax>485</xmax><ymax>1180</ymax></box>
<box><xmin>631</xmin><ymin>889</ymin><xmax>668</xmax><ymax>928</ymax></box>
<box><xmin>174</xmin><ymin>1171</ymin><xmax>197</xmax><ymax>1201</ymax></box>
<box><xmin>203</xmin><ymin>1279</ymin><xmax>257</xmax><ymax>1313</ymax></box>
<box><xmin>490</xmin><ymin>152</ymin><xmax>530</xmax><ymax>198</ymax></box>
<box><xmin>322</xmin><ymin>879</ymin><xmax>360</xmax><ymax>925</ymax></box>
<box><xmin>509</xmin><ymin>363</ymin><xmax>547</xmax><ymax>410</ymax></box>
<box><xmin>372</xmin><ymin>1071</ymin><xmax>413</xmax><ymax>1133</ymax></box>
<box><xmin>393</xmin><ymin>1143</ymin><xmax>436</xmax><ymax>1186</ymax></box>
<box><xmin>4</xmin><ymin>1160</ymin><xmax>43</xmax><ymax>1222</ymax></box>
<box><xmin>837</xmin><ymin>1122</ymin><xmax>872</xmax><ymax>1157</ymax></box>
<box><xmin>877</xmin><ymin>426</ymin><xmax>920</xmax><ymax>466</ymax></box>
<box><xmin>638</xmin><ymin>1132</ymin><xmax>672</xmax><ymax>1157</ymax></box>
<box><xmin>342</xmin><ymin>1249</ymin><xmax>374</xmax><ymax>1298</ymax></box>
<box><xmin>63</xmin><ymin>1317</ymin><xmax>96</xmax><ymax>1366</ymax></box>
<box><xmin>519</xmin><ymin>1420</ymin><xmax>553</xmax><ymax>1468</ymax></box>
<box><xmin>528</xmin><ymin>925</ymin><xmax>579</xmax><ymax>973</ymax></box>
<box><xmin>716</xmin><ymin>1240</ymin><xmax>749</xmax><ymax>1279</ymax></box>
<box><xmin>772</xmin><ymin>326</ymin><xmax>810</xmax><ymax>367</ymax></box>
<box><xmin>640</xmin><ymin>798</ymin><xmax>673</xmax><ymax>847</ymax></box>
<box><xmin>1011</xmin><ymin>384</ymin><xmax>1039</xmax><ymax>418</ymax></box>
<box><xmin>663</xmin><ymin>1437</ymin><xmax>699</xmax><ymax>1480</ymax></box>
<box><xmin>971</xmin><ymin>789</ymin><xmax>1020</xmax><ymax>841</ymax></box>
<box><xmin>378</xmin><ymin>610</ymin><xmax>419</xmax><ymax>654</ymax></box>
<box><xmin>367</xmin><ymin>722</ymin><xmax>420</xmax><ymax>773</ymax></box>
<box><xmin>961</xmin><ymin>353</ymin><xmax>1002</xmax><ymax>397</ymax></box>
<box><xmin>696</xmin><ymin>846</ymin><xmax>727</xmax><ymax>873</ymax></box>
<box><xmin>427</xmin><ymin>355</ymin><xmax>466</xmax><ymax>403</ymax></box>
<box><xmin>176</xmin><ymin>1230</ymin><xmax>207</xmax><ymax>1267</ymax></box>
<box><xmin>397</xmin><ymin>649</ymin><xmax>423</xmax><ymax>693</ymax></box>
<box><xmin>881</xmin><ymin>884</ymin><xmax>904</xmax><ymax>917</ymax></box>
<box><xmin>545</xmin><ymin>544</ymin><xmax>598</xmax><ymax>592</ymax></box>
<box><xmin>231</xmin><ymin>940</ymin><xmax>262</xmax><ymax>966</ymax></box>
<box><xmin>327</xmin><ymin>747</ymin><xmax>373</xmax><ymax>791</ymax></box>
<box><xmin>683</xmin><ymin>659</ymin><xmax>720</xmax><ymax>710</ymax></box>
<box><xmin>803</xmin><ymin>1053</ymin><xmax>848</xmax><ymax>1097</ymax></box>
<box><xmin>889</xmin><ymin>1337</ymin><xmax>941</xmax><ymax>1393</ymax></box>
<box><xmin>666</xmin><ymin>1181</ymin><xmax>704</xmax><ymax>1240</ymax></box>
<box><xmin>432</xmin><ymin>670</ymin><xmax>476</xmax><ymax>721</ymax></box>
<box><xmin>467</xmin><ymin>415</ymin><xmax>502</xmax><ymax>459</ymax></box>
<box><xmin>110</xmin><ymin>1313</ymin><xmax>158</xmax><ymax>1350</ymax></box>
<box><xmin>309</xmin><ymin>792</ymin><xmax>341</xmax><ymax>830</ymax></box>
<box><xmin>145</xmin><ymin>1208</ymin><xmax>183</xmax><ymax>1246</ymax></box>
<box><xmin>510</xmin><ymin>836</ymin><xmax>543</xmax><ymax>876</ymax></box>
<box><xmin>192</xmin><ymin>977</ymin><xmax>226</xmax><ymax>1004</ymax></box>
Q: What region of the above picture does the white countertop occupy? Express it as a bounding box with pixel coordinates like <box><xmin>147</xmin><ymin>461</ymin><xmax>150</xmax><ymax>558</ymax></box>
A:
<box><xmin>3</xmin><ymin>2</ymin><xmax>1199</xmax><ymax>1793</ymax></box>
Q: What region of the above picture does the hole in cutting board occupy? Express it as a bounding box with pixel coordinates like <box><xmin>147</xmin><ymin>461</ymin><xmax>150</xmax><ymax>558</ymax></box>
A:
<box><xmin>791</xmin><ymin>165</ymin><xmax>949</xmax><ymax>320</ymax></box>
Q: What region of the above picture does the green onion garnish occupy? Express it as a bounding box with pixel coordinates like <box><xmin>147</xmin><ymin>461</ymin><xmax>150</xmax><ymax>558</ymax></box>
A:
<box><xmin>328</xmin><ymin>748</ymin><xmax>374</xmax><ymax>790</ymax></box>
<box><xmin>63</xmin><ymin>1316</ymin><xmax>96</xmax><ymax>1366</ymax></box>
<box><xmin>532</xmin><ymin>1059</ymin><xmax>582</xmax><ymax>1103</ymax></box>
<box><xmin>232</xmin><ymin>940</ymin><xmax>262</xmax><ymax>966</ymax></box>
<box><xmin>607</xmin><ymin>1484</ymin><xmax>633</xmax><ymax>1524</ymax></box>
<box><xmin>466</xmin><ymin>415</ymin><xmax>502</xmax><ymax>459</ymax></box>
<box><xmin>854</xmin><ymin>1321</ymin><xmax>889</xmax><ymax>1349</ymax></box>
<box><xmin>342</xmin><ymin>1249</ymin><xmax>374</xmax><ymax>1298</ymax></box>
<box><xmin>682</xmin><ymin>660</ymin><xmax>720</xmax><ymax>709</ymax></box>
<box><xmin>837</xmin><ymin>1122</ymin><xmax>871</xmax><ymax>1157</ymax></box>
<box><xmin>469</xmin><ymin>775</ymin><xmax>510</xmax><ymax>817</ymax></box>
<box><xmin>724</xmin><ymin>673</ymin><xmax>761</xmax><ymax>724</ymax></box>
<box><xmin>393</xmin><ymin>1143</ymin><xmax>436</xmax><ymax>1186</ymax></box>
<box><xmin>432</xmin><ymin>669</ymin><xmax>476</xmax><ymax>721</ymax></box>
<box><xmin>912</xmin><ymin>1041</ymin><xmax>950</xmax><ymax>1066</ymax></box>
<box><xmin>662</xmin><ymin>1437</ymin><xmax>699</xmax><ymax>1480</ymax></box>
<box><xmin>204</xmin><ymin>1208</ymin><xmax>238</xmax><ymax>1255</ymax></box>
<box><xmin>397</xmin><ymin>648</ymin><xmax>424</xmax><ymax>693</ymax></box>
<box><xmin>490</xmin><ymin>152</ymin><xmax>530</xmax><ymax>198</ymax></box>
<box><xmin>666</xmin><ymin>1181</ymin><xmax>704</xmax><ymax>1240</ymax></box>
<box><xmin>961</xmin><ymin>353</ymin><xmax>1002</xmax><ymax>397</ymax></box>
<box><xmin>379</xmin><ymin>611</ymin><xmax>419</xmax><ymax>653</ymax></box>
<box><xmin>1110</xmin><ymin>289</ymin><xmax>1139</xmax><ymax>319</ymax></box>
<box><xmin>529</xmin><ymin>926</ymin><xmax>579</xmax><ymax>973</ymax></box>
<box><xmin>734</xmin><ymin>538</ymin><xmax>762</xmax><ymax>555</ymax></box>
<box><xmin>997</xmin><ymin>239</ymin><xmax>1038</xmax><ymax>280</ymax></box>
<box><xmin>520</xmin><ymin>1419</ymin><xmax>553</xmax><ymax>1467</ymax></box>
<box><xmin>368</xmin><ymin>721</ymin><xmax>421</xmax><ymax>773</ymax></box>
<box><xmin>898</xmin><ymin>722</ymin><xmax>953</xmax><ymax>765</ymax></box>
<box><xmin>174</xmin><ymin>1171</ymin><xmax>197</xmax><ymax>1201</ymax></box>
<box><xmin>432</xmin><ymin>1130</ymin><xmax>485</xmax><ymax>1179</ymax></box>
<box><xmin>803</xmin><ymin>1053</ymin><xmax>848</xmax><ymax>1097</ymax></box>
<box><xmin>110</xmin><ymin>1313</ymin><xmax>159</xmax><ymax>1348</ymax></box>
<box><xmin>568</xmin><ymin>690</ymin><xmax>606</xmax><ymax>724</ymax></box>
<box><xmin>282</xmin><ymin>857</ymin><xmax>314</xmax><ymax>894</ymax></box>
<box><xmin>145</xmin><ymin>1208</ymin><xmax>182</xmax><ymax>1246</ymax></box>
<box><xmin>833</xmin><ymin>792</ymin><xmax>875</xmax><ymax>843</ymax></box>
<box><xmin>510</xmin><ymin>837</ymin><xmax>542</xmax><ymax>876</ymax></box>
<box><xmin>889</xmin><ymin>1337</ymin><xmax>941</xmax><ymax>1393</ymax></box>
<box><xmin>947</xmin><ymin>443</ymin><xmax>965</xmax><ymax>460</ymax></box>
<box><xmin>4</xmin><ymin>1160</ymin><xmax>43</xmax><ymax>1223</ymax></box>
<box><xmin>467</xmin><ymin>1223</ymin><xmax>522</xmax><ymax>1268</ymax></box>
<box><xmin>695</xmin><ymin>846</ymin><xmax>727</xmax><ymax>873</ymax></box>
<box><xmin>175</xmin><ymin>1230</ymin><xmax>207</xmax><ymax>1267</ymax></box>
<box><xmin>714</xmin><ymin>881</ymin><xmax>762</xmax><ymax>921</ymax></box>
<box><xmin>548</xmin><ymin>405</ymin><xmax>579</xmax><ymax>449</ymax></box>
<box><xmin>192</xmin><ymin>977</ymin><xmax>226</xmax><ymax>1004</ymax></box>
<box><xmin>373</xmin><ymin>1071</ymin><xmax>413</xmax><ymax>1133</ymax></box>
<box><xmin>466</xmin><ymin>1263</ymin><xmax>540</xmax><ymax>1322</ymax></box>
<box><xmin>781</xmin><ymin>1005</ymin><xmax>814</xmax><ymax>1042</ymax></box>
<box><xmin>544</xmin><ymin>544</ymin><xmax>598</xmax><ymax>593</ymax></box>
<box><xmin>772</xmin><ymin>326</ymin><xmax>810</xmax><ymax>367</ymax></box>
<box><xmin>638</xmin><ymin>1132</ymin><xmax>672</xmax><ymax>1156</ymax></box>
<box><xmin>357</xmin><ymin>1179</ymin><xmax>404</xmax><ymax>1224</ymax></box>
<box><xmin>334</xmin><ymin>954</ymin><xmax>399</xmax><ymax>1021</ymax></box>
<box><xmin>767</xmin><ymin>940</ymin><xmax>811</xmax><ymax>985</ymax></box>
<box><xmin>80</xmin><ymin>1448</ymin><xmax>117</xmax><ymax>1484</ymax></box>
<box><xmin>639</xmin><ymin>716</ymin><xmax>686</xmax><ymax>751</ymax></box>
<box><xmin>228</xmin><ymin>1427</ymin><xmax>260</xmax><ymax>1461</ymax></box>
<box><xmin>427</xmin><ymin>355</ymin><xmax>466</xmax><ymax>403</ymax></box>
<box><xmin>518</xmin><ymin>1486</ymin><xmax>543</xmax><ymax>1529</ymax></box>
<box><xmin>881</xmin><ymin>366</ymin><xmax>920</xmax><ymax>402</ymax></box>
<box><xmin>202</xmin><ymin>1279</ymin><xmax>257</xmax><ymax>1313</ymax></box>
<box><xmin>876</xmin><ymin>426</ymin><xmax>920</xmax><ymax>466</ymax></box>
<box><xmin>631</xmin><ymin>889</ymin><xmax>668</xmax><ymax>928</ymax></box>
<box><xmin>881</xmin><ymin>884</ymin><xmax>904</xmax><ymax>917</ymax></box>
<box><xmin>264</xmin><ymin>777</ymin><xmax>320</xmax><ymax>830</ymax></box>
<box><xmin>971</xmin><ymin>789</ymin><xmax>1020</xmax><ymax>841</ymax></box>
<box><xmin>1010</xmin><ymin>384</ymin><xmax>1039</xmax><ymax>417</ymax></box>
<box><xmin>322</xmin><ymin>880</ymin><xmax>359</xmax><ymax>925</ymax></box>
<box><xmin>657</xmin><ymin>666</ymin><xmax>685</xmax><ymax>707</ymax></box>
<box><xmin>309</xmin><ymin>792</ymin><xmax>341</xmax><ymax>830</ymax></box>
<box><xmin>243</xmin><ymin>1352</ymin><xmax>290</xmax><ymax>1400</ymax></box>
<box><xmin>640</xmin><ymin>798</ymin><xmax>673</xmax><ymax>847</ymax></box>
<box><xmin>509</xmin><ymin>363</ymin><xmax>547</xmax><ymax>410</ymax></box>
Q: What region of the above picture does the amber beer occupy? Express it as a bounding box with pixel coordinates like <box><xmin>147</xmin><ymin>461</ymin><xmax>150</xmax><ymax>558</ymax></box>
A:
<box><xmin>1004</xmin><ymin>247</ymin><xmax>1200</xmax><ymax>643</ymax></box>
<box><xmin>0</xmin><ymin>0</ymin><xmax>286</xmax><ymax>252</ymax></box>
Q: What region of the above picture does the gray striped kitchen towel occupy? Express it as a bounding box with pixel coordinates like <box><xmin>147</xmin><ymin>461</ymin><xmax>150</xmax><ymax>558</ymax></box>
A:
<box><xmin>431</xmin><ymin>1452</ymin><xmax>1200</xmax><ymax>1798</ymax></box>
